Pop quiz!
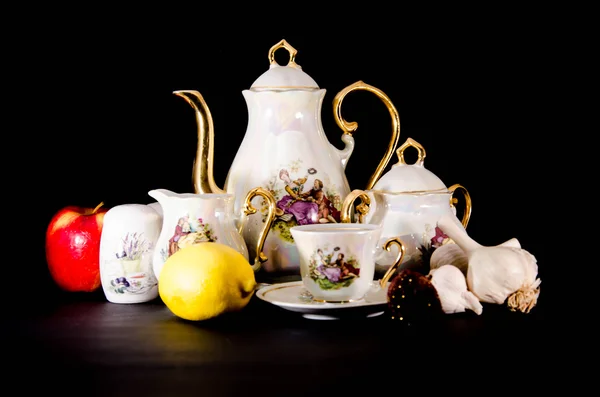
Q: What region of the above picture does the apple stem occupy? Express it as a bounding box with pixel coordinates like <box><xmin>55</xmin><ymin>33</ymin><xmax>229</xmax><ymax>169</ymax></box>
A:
<box><xmin>92</xmin><ymin>202</ymin><xmax>105</xmax><ymax>214</ymax></box>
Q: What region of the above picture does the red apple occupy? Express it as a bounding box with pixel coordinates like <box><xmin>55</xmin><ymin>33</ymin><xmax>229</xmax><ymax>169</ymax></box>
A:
<box><xmin>45</xmin><ymin>202</ymin><xmax>109</xmax><ymax>292</ymax></box>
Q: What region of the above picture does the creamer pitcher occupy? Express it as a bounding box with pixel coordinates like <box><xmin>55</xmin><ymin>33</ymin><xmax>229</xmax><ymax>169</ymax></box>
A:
<box><xmin>148</xmin><ymin>187</ymin><xmax>276</xmax><ymax>280</ymax></box>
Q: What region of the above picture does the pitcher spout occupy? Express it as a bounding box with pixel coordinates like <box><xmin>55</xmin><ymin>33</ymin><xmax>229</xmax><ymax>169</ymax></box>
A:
<box><xmin>173</xmin><ymin>90</ymin><xmax>226</xmax><ymax>194</ymax></box>
<box><xmin>147</xmin><ymin>188</ymin><xmax>175</xmax><ymax>206</ymax></box>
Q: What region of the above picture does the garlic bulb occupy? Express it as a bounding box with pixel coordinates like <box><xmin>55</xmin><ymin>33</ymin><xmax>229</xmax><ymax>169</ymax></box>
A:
<box><xmin>430</xmin><ymin>265</ymin><xmax>483</xmax><ymax>315</ymax></box>
<box><xmin>430</xmin><ymin>243</ymin><xmax>469</xmax><ymax>275</ymax></box>
<box><xmin>466</xmin><ymin>246</ymin><xmax>540</xmax><ymax>313</ymax></box>
<box><xmin>436</xmin><ymin>213</ymin><xmax>540</xmax><ymax>314</ymax></box>
<box><xmin>430</xmin><ymin>238</ymin><xmax>521</xmax><ymax>276</ymax></box>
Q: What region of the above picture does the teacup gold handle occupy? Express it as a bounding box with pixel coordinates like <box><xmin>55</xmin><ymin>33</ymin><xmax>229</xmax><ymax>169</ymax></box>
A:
<box><xmin>340</xmin><ymin>189</ymin><xmax>371</xmax><ymax>223</ymax></box>
<box><xmin>239</xmin><ymin>187</ymin><xmax>277</xmax><ymax>272</ymax></box>
<box><xmin>333</xmin><ymin>81</ymin><xmax>401</xmax><ymax>190</ymax></box>
<box><xmin>379</xmin><ymin>237</ymin><xmax>406</xmax><ymax>289</ymax></box>
<box><xmin>448</xmin><ymin>184</ymin><xmax>472</xmax><ymax>228</ymax></box>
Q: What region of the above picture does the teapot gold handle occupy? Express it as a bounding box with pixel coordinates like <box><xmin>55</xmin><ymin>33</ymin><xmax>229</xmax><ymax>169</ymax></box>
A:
<box><xmin>333</xmin><ymin>81</ymin><xmax>401</xmax><ymax>190</ymax></box>
<box><xmin>238</xmin><ymin>187</ymin><xmax>277</xmax><ymax>272</ymax></box>
<box><xmin>448</xmin><ymin>184</ymin><xmax>472</xmax><ymax>228</ymax></box>
<box><xmin>340</xmin><ymin>189</ymin><xmax>371</xmax><ymax>224</ymax></box>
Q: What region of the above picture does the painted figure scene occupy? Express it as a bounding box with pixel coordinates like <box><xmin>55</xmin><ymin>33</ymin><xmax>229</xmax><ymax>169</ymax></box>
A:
<box><xmin>160</xmin><ymin>215</ymin><xmax>218</xmax><ymax>262</ymax></box>
<box><xmin>262</xmin><ymin>160</ymin><xmax>342</xmax><ymax>243</ymax></box>
<box><xmin>308</xmin><ymin>246</ymin><xmax>360</xmax><ymax>290</ymax></box>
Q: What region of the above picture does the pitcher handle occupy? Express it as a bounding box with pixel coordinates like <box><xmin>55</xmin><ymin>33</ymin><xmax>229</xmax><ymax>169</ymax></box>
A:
<box><xmin>379</xmin><ymin>238</ymin><xmax>406</xmax><ymax>289</ymax></box>
<box><xmin>340</xmin><ymin>189</ymin><xmax>371</xmax><ymax>224</ymax></box>
<box><xmin>332</xmin><ymin>81</ymin><xmax>401</xmax><ymax>190</ymax></box>
<box><xmin>448</xmin><ymin>184</ymin><xmax>472</xmax><ymax>228</ymax></box>
<box><xmin>239</xmin><ymin>187</ymin><xmax>277</xmax><ymax>272</ymax></box>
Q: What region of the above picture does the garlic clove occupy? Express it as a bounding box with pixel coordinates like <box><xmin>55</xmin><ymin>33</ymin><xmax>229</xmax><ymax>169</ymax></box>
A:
<box><xmin>461</xmin><ymin>290</ymin><xmax>483</xmax><ymax>315</ymax></box>
<box><xmin>430</xmin><ymin>264</ymin><xmax>482</xmax><ymax>315</ymax></box>
<box><xmin>430</xmin><ymin>243</ymin><xmax>468</xmax><ymax>275</ymax></box>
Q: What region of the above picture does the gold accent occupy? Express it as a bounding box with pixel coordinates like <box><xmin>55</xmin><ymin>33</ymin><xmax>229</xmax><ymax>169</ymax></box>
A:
<box><xmin>379</xmin><ymin>237</ymin><xmax>406</xmax><ymax>289</ymax></box>
<box><xmin>371</xmin><ymin>188</ymin><xmax>449</xmax><ymax>195</ymax></box>
<box><xmin>448</xmin><ymin>183</ymin><xmax>472</xmax><ymax>228</ymax></box>
<box><xmin>311</xmin><ymin>298</ymin><xmax>360</xmax><ymax>304</ymax></box>
<box><xmin>333</xmin><ymin>81</ymin><xmax>401</xmax><ymax>190</ymax></box>
<box><xmin>262</xmin><ymin>283</ymin><xmax>299</xmax><ymax>295</ymax></box>
<box><xmin>268</xmin><ymin>39</ymin><xmax>299</xmax><ymax>68</ymax></box>
<box><xmin>173</xmin><ymin>90</ymin><xmax>226</xmax><ymax>194</ymax></box>
<box><xmin>396</xmin><ymin>137</ymin><xmax>426</xmax><ymax>165</ymax></box>
<box><xmin>238</xmin><ymin>187</ymin><xmax>277</xmax><ymax>271</ymax></box>
<box><xmin>251</xmin><ymin>86</ymin><xmax>318</xmax><ymax>90</ymax></box>
<box><xmin>340</xmin><ymin>189</ymin><xmax>371</xmax><ymax>223</ymax></box>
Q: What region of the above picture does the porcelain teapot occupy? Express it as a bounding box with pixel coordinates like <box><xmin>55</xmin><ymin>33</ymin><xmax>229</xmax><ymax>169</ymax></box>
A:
<box><xmin>341</xmin><ymin>138</ymin><xmax>472</xmax><ymax>275</ymax></box>
<box><xmin>173</xmin><ymin>39</ymin><xmax>400</xmax><ymax>277</ymax></box>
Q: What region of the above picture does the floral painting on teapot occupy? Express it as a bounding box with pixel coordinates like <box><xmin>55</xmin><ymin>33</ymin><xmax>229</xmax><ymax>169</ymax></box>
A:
<box><xmin>103</xmin><ymin>232</ymin><xmax>158</xmax><ymax>296</ymax></box>
<box><xmin>308</xmin><ymin>246</ymin><xmax>360</xmax><ymax>290</ymax></box>
<box><xmin>259</xmin><ymin>159</ymin><xmax>343</xmax><ymax>242</ymax></box>
<box><xmin>159</xmin><ymin>215</ymin><xmax>218</xmax><ymax>262</ymax></box>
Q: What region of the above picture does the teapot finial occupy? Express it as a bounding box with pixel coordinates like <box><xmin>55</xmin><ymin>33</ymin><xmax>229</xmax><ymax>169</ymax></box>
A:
<box><xmin>268</xmin><ymin>39</ymin><xmax>300</xmax><ymax>69</ymax></box>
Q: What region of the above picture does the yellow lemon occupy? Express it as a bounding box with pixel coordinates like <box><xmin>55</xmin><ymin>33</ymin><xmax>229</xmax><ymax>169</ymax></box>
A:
<box><xmin>158</xmin><ymin>242</ymin><xmax>257</xmax><ymax>321</ymax></box>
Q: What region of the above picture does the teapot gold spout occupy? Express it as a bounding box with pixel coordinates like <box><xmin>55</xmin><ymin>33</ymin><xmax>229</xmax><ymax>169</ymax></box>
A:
<box><xmin>173</xmin><ymin>90</ymin><xmax>226</xmax><ymax>194</ymax></box>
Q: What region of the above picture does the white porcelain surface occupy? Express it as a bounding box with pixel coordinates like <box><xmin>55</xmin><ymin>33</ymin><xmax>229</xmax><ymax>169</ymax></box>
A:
<box><xmin>148</xmin><ymin>189</ymin><xmax>249</xmax><ymax>281</ymax></box>
<box><xmin>251</xmin><ymin>64</ymin><xmax>319</xmax><ymax>90</ymax></box>
<box><xmin>289</xmin><ymin>223</ymin><xmax>383</xmax><ymax>302</ymax></box>
<box><xmin>225</xmin><ymin>89</ymin><xmax>355</xmax><ymax>274</ymax></box>
<box><xmin>363</xmin><ymin>190</ymin><xmax>464</xmax><ymax>272</ymax></box>
<box><xmin>256</xmin><ymin>281</ymin><xmax>388</xmax><ymax>320</ymax></box>
<box><xmin>148</xmin><ymin>201</ymin><xmax>163</xmax><ymax>218</ymax></box>
<box><xmin>99</xmin><ymin>204</ymin><xmax>161</xmax><ymax>304</ymax></box>
<box><xmin>372</xmin><ymin>160</ymin><xmax>446</xmax><ymax>192</ymax></box>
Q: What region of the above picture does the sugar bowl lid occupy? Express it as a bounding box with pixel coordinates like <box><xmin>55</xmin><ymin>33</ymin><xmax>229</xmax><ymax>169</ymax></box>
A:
<box><xmin>250</xmin><ymin>39</ymin><xmax>319</xmax><ymax>91</ymax></box>
<box><xmin>372</xmin><ymin>138</ymin><xmax>447</xmax><ymax>193</ymax></box>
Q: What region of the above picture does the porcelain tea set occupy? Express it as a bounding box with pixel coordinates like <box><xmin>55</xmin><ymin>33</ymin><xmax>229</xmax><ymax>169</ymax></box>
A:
<box><xmin>98</xmin><ymin>40</ymin><xmax>474</xmax><ymax>314</ymax></box>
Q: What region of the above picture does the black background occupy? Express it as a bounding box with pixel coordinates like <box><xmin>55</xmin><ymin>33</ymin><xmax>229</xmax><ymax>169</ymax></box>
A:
<box><xmin>15</xmin><ymin>16</ymin><xmax>558</xmax><ymax>307</ymax></box>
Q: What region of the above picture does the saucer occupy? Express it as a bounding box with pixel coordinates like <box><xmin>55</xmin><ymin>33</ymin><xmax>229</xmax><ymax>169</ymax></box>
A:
<box><xmin>255</xmin><ymin>281</ymin><xmax>389</xmax><ymax>320</ymax></box>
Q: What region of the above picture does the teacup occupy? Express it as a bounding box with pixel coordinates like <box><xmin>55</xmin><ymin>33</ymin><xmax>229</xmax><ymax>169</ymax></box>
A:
<box><xmin>290</xmin><ymin>223</ymin><xmax>405</xmax><ymax>303</ymax></box>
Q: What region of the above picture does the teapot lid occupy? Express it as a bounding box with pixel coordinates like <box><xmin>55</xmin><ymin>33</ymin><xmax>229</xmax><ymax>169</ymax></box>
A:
<box><xmin>372</xmin><ymin>138</ymin><xmax>448</xmax><ymax>193</ymax></box>
<box><xmin>250</xmin><ymin>39</ymin><xmax>319</xmax><ymax>91</ymax></box>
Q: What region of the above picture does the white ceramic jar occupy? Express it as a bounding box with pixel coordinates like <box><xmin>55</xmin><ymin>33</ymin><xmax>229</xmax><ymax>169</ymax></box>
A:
<box><xmin>99</xmin><ymin>203</ymin><xmax>162</xmax><ymax>304</ymax></box>
<box><xmin>341</xmin><ymin>138</ymin><xmax>472</xmax><ymax>275</ymax></box>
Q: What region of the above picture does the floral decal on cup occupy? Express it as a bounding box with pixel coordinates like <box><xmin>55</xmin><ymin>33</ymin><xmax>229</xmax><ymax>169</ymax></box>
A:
<box><xmin>308</xmin><ymin>246</ymin><xmax>360</xmax><ymax>290</ymax></box>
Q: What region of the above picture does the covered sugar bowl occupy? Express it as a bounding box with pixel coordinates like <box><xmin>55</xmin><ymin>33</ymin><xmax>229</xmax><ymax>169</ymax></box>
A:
<box><xmin>341</xmin><ymin>137</ymin><xmax>472</xmax><ymax>275</ymax></box>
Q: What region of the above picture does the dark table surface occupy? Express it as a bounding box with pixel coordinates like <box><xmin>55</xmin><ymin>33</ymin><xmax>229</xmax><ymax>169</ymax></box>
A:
<box><xmin>4</xmin><ymin>275</ymin><xmax>567</xmax><ymax>397</ymax></box>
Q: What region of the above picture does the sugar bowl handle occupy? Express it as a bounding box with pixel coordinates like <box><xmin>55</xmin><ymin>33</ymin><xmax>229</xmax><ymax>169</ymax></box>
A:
<box><xmin>448</xmin><ymin>183</ymin><xmax>472</xmax><ymax>228</ymax></box>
